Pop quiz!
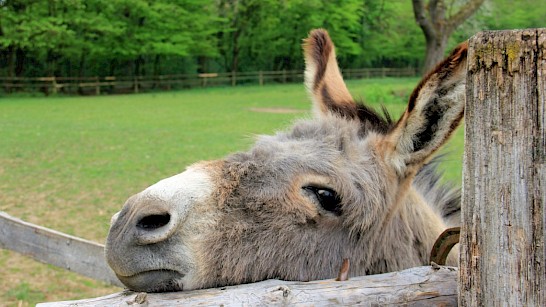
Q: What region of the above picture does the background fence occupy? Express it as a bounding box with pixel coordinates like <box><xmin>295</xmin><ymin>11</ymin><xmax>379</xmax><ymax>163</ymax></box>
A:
<box><xmin>0</xmin><ymin>68</ymin><xmax>418</xmax><ymax>96</ymax></box>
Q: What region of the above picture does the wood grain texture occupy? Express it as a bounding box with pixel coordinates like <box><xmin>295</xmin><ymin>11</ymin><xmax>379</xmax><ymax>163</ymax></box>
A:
<box><xmin>0</xmin><ymin>211</ymin><xmax>122</xmax><ymax>287</ymax></box>
<box><xmin>37</xmin><ymin>266</ymin><xmax>457</xmax><ymax>306</ymax></box>
<box><xmin>460</xmin><ymin>29</ymin><xmax>546</xmax><ymax>306</ymax></box>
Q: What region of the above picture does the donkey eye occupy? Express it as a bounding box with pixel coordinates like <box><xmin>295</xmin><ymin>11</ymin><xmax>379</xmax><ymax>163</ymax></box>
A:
<box><xmin>303</xmin><ymin>186</ymin><xmax>342</xmax><ymax>215</ymax></box>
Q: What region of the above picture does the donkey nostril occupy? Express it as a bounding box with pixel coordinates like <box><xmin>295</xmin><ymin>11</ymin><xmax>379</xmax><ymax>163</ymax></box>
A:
<box><xmin>134</xmin><ymin>212</ymin><xmax>178</xmax><ymax>245</ymax></box>
<box><xmin>136</xmin><ymin>214</ymin><xmax>171</xmax><ymax>230</ymax></box>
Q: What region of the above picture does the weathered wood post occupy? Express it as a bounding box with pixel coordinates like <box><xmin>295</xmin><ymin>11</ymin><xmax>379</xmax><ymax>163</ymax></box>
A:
<box><xmin>51</xmin><ymin>76</ymin><xmax>58</xmax><ymax>95</ymax></box>
<box><xmin>133</xmin><ymin>76</ymin><xmax>139</xmax><ymax>93</ymax></box>
<box><xmin>460</xmin><ymin>29</ymin><xmax>545</xmax><ymax>306</ymax></box>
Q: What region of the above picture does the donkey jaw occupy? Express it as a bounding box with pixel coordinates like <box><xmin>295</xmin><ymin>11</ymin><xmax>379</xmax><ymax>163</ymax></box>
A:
<box><xmin>105</xmin><ymin>165</ymin><xmax>215</xmax><ymax>292</ymax></box>
<box><xmin>116</xmin><ymin>270</ymin><xmax>186</xmax><ymax>292</ymax></box>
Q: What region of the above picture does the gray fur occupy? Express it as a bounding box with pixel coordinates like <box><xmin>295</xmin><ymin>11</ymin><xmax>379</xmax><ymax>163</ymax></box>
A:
<box><xmin>195</xmin><ymin>115</ymin><xmax>458</xmax><ymax>288</ymax></box>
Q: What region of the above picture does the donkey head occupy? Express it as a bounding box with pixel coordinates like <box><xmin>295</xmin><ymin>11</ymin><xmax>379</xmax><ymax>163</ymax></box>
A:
<box><xmin>106</xmin><ymin>29</ymin><xmax>467</xmax><ymax>292</ymax></box>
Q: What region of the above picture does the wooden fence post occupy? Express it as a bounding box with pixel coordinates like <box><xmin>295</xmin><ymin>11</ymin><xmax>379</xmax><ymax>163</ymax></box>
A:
<box><xmin>133</xmin><ymin>77</ymin><xmax>139</xmax><ymax>93</ymax></box>
<box><xmin>460</xmin><ymin>29</ymin><xmax>545</xmax><ymax>306</ymax></box>
<box><xmin>94</xmin><ymin>76</ymin><xmax>100</xmax><ymax>95</ymax></box>
<box><xmin>51</xmin><ymin>76</ymin><xmax>58</xmax><ymax>95</ymax></box>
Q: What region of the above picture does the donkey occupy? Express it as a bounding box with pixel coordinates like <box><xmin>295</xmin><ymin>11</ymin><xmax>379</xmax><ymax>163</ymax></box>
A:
<box><xmin>105</xmin><ymin>29</ymin><xmax>467</xmax><ymax>292</ymax></box>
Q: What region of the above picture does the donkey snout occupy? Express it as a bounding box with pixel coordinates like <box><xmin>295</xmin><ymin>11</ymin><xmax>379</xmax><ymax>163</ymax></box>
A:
<box><xmin>105</xmin><ymin>167</ymin><xmax>214</xmax><ymax>291</ymax></box>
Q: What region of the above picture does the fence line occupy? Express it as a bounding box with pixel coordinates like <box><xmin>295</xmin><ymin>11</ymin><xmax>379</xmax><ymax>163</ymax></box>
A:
<box><xmin>0</xmin><ymin>68</ymin><xmax>418</xmax><ymax>95</ymax></box>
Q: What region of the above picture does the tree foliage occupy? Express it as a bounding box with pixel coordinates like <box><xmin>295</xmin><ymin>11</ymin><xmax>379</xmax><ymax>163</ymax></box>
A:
<box><xmin>0</xmin><ymin>0</ymin><xmax>543</xmax><ymax>78</ymax></box>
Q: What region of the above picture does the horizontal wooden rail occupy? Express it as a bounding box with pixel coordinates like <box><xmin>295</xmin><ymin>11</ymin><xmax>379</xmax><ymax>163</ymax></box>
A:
<box><xmin>37</xmin><ymin>266</ymin><xmax>457</xmax><ymax>306</ymax></box>
<box><xmin>0</xmin><ymin>211</ymin><xmax>122</xmax><ymax>287</ymax></box>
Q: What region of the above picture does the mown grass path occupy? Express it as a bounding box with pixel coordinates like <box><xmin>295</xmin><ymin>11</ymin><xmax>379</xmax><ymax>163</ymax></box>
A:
<box><xmin>0</xmin><ymin>78</ymin><xmax>463</xmax><ymax>306</ymax></box>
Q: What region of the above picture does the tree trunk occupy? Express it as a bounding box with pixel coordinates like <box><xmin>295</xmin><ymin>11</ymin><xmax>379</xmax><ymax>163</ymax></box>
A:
<box><xmin>153</xmin><ymin>54</ymin><xmax>161</xmax><ymax>89</ymax></box>
<box><xmin>231</xmin><ymin>42</ymin><xmax>239</xmax><ymax>74</ymax></box>
<box><xmin>15</xmin><ymin>47</ymin><xmax>25</xmax><ymax>77</ymax></box>
<box><xmin>135</xmin><ymin>58</ymin><xmax>140</xmax><ymax>76</ymax></box>
<box><xmin>459</xmin><ymin>29</ymin><xmax>546</xmax><ymax>306</ymax></box>
<box><xmin>78</xmin><ymin>52</ymin><xmax>86</xmax><ymax>78</ymax></box>
<box><xmin>412</xmin><ymin>0</ymin><xmax>485</xmax><ymax>72</ymax></box>
<box><xmin>46</xmin><ymin>50</ymin><xmax>57</xmax><ymax>76</ymax></box>
<box><xmin>107</xmin><ymin>59</ymin><xmax>114</xmax><ymax>76</ymax></box>
<box><xmin>153</xmin><ymin>54</ymin><xmax>161</xmax><ymax>76</ymax></box>
<box><xmin>197</xmin><ymin>55</ymin><xmax>207</xmax><ymax>74</ymax></box>
<box><xmin>77</xmin><ymin>52</ymin><xmax>86</xmax><ymax>94</ymax></box>
<box><xmin>126</xmin><ymin>59</ymin><xmax>134</xmax><ymax>77</ymax></box>
<box><xmin>134</xmin><ymin>56</ymin><xmax>143</xmax><ymax>76</ymax></box>
<box><xmin>6</xmin><ymin>46</ymin><xmax>15</xmax><ymax>77</ymax></box>
<box><xmin>423</xmin><ymin>34</ymin><xmax>449</xmax><ymax>74</ymax></box>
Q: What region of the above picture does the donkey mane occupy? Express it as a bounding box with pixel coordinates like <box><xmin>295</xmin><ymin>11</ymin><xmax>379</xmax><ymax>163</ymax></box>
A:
<box><xmin>415</xmin><ymin>156</ymin><xmax>461</xmax><ymax>226</ymax></box>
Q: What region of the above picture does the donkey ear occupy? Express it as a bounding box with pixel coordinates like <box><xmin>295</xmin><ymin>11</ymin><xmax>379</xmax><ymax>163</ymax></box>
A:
<box><xmin>303</xmin><ymin>29</ymin><xmax>356</xmax><ymax>118</ymax></box>
<box><xmin>382</xmin><ymin>42</ymin><xmax>468</xmax><ymax>178</ymax></box>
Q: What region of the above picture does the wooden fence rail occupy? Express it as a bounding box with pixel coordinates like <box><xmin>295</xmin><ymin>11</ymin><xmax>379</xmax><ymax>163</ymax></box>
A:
<box><xmin>0</xmin><ymin>211</ymin><xmax>122</xmax><ymax>287</ymax></box>
<box><xmin>37</xmin><ymin>266</ymin><xmax>458</xmax><ymax>307</ymax></box>
<box><xmin>0</xmin><ymin>68</ymin><xmax>417</xmax><ymax>96</ymax></box>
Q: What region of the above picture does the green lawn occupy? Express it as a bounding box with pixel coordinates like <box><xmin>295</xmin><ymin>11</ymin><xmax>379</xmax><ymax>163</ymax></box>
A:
<box><xmin>0</xmin><ymin>78</ymin><xmax>464</xmax><ymax>305</ymax></box>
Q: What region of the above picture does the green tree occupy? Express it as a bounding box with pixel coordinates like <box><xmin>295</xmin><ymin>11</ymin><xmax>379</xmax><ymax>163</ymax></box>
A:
<box><xmin>1</xmin><ymin>0</ymin><xmax>544</xmax><ymax>80</ymax></box>
<box><xmin>352</xmin><ymin>0</ymin><xmax>425</xmax><ymax>68</ymax></box>
<box><xmin>0</xmin><ymin>0</ymin><xmax>219</xmax><ymax>78</ymax></box>
<box><xmin>278</xmin><ymin>0</ymin><xmax>363</xmax><ymax>70</ymax></box>
<box><xmin>105</xmin><ymin>0</ymin><xmax>216</xmax><ymax>75</ymax></box>
<box><xmin>0</xmin><ymin>0</ymin><xmax>75</xmax><ymax>76</ymax></box>
<box><xmin>62</xmin><ymin>1</ymin><xmax>124</xmax><ymax>78</ymax></box>
<box><xmin>216</xmin><ymin>0</ymin><xmax>364</xmax><ymax>73</ymax></box>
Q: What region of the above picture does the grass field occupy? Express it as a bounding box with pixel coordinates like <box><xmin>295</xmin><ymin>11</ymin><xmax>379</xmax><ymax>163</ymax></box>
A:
<box><xmin>0</xmin><ymin>78</ymin><xmax>464</xmax><ymax>306</ymax></box>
